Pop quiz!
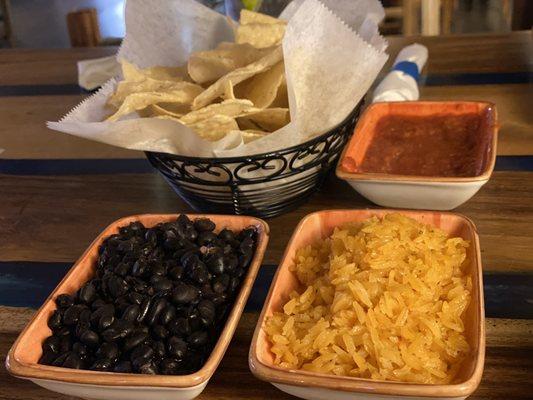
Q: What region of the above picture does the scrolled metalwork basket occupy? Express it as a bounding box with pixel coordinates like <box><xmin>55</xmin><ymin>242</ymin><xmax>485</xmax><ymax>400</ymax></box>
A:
<box><xmin>146</xmin><ymin>104</ymin><xmax>361</xmax><ymax>218</ymax></box>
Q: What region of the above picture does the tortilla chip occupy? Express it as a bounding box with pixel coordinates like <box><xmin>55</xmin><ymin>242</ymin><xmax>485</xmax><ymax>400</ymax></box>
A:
<box><xmin>239</xmin><ymin>9</ymin><xmax>286</xmax><ymax>25</ymax></box>
<box><xmin>181</xmin><ymin>99</ymin><xmax>256</xmax><ymax>125</ymax></box>
<box><xmin>234</xmin><ymin>61</ymin><xmax>284</xmax><ymax>108</ymax></box>
<box><xmin>222</xmin><ymin>79</ymin><xmax>235</xmax><ymax>100</ymax></box>
<box><xmin>107</xmin><ymin>88</ymin><xmax>203</xmax><ymax>121</ymax></box>
<box><xmin>270</xmin><ymin>78</ymin><xmax>289</xmax><ymax>108</ymax></box>
<box><xmin>192</xmin><ymin>46</ymin><xmax>283</xmax><ymax>110</ymax></box>
<box><xmin>108</xmin><ymin>79</ymin><xmax>202</xmax><ymax>109</ymax></box>
<box><xmin>241</xmin><ymin>129</ymin><xmax>269</xmax><ymax>143</ymax></box>
<box><xmin>237</xmin><ymin>108</ymin><xmax>289</xmax><ymax>132</ymax></box>
<box><xmin>188</xmin><ymin>42</ymin><xmax>274</xmax><ymax>84</ymax></box>
<box><xmin>147</xmin><ymin>103</ymin><xmax>190</xmax><ymax>118</ymax></box>
<box><xmin>187</xmin><ymin>115</ymin><xmax>239</xmax><ymax>142</ymax></box>
<box><xmin>121</xmin><ymin>60</ymin><xmax>188</xmax><ymax>82</ymax></box>
<box><xmin>236</xmin><ymin>23</ymin><xmax>285</xmax><ymax>48</ymax></box>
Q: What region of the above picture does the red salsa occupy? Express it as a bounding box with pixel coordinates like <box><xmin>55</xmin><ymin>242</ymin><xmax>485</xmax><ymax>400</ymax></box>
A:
<box><xmin>356</xmin><ymin>113</ymin><xmax>486</xmax><ymax>177</ymax></box>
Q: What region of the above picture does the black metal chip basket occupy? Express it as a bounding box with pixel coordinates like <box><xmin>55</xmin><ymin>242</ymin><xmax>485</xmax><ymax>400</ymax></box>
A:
<box><xmin>146</xmin><ymin>104</ymin><xmax>361</xmax><ymax>218</ymax></box>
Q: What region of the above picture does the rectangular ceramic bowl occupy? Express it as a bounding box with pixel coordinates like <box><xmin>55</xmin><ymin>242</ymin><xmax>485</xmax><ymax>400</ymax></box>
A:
<box><xmin>7</xmin><ymin>214</ymin><xmax>269</xmax><ymax>400</ymax></box>
<box><xmin>250</xmin><ymin>209</ymin><xmax>485</xmax><ymax>400</ymax></box>
<box><xmin>336</xmin><ymin>101</ymin><xmax>498</xmax><ymax>210</ymax></box>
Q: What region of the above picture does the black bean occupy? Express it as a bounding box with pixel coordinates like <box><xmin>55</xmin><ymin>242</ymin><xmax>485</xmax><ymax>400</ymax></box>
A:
<box><xmin>47</xmin><ymin>310</ymin><xmax>62</xmax><ymax>330</ymax></box>
<box><xmin>91</xmin><ymin>358</ymin><xmax>113</xmax><ymax>371</ymax></box>
<box><xmin>55</xmin><ymin>326</ymin><xmax>71</xmax><ymax>337</ymax></box>
<box><xmin>115</xmin><ymin>262</ymin><xmax>131</xmax><ymax>277</ymax></box>
<box><xmin>122</xmin><ymin>304</ymin><xmax>141</xmax><ymax>322</ymax></box>
<box><xmin>152</xmin><ymin>324</ymin><xmax>169</xmax><ymax>340</ymax></box>
<box><xmin>152</xmin><ymin>278</ymin><xmax>173</xmax><ymax>293</ymax></box>
<box><xmin>194</xmin><ymin>218</ymin><xmax>215</xmax><ymax>232</ymax></box>
<box><xmin>171</xmin><ymin>283</ymin><xmax>198</xmax><ymax>305</ymax></box>
<box><xmin>79</xmin><ymin>308</ymin><xmax>92</xmax><ymax>324</ymax></box>
<box><xmin>91</xmin><ymin>298</ymin><xmax>106</xmax><ymax>310</ymax></box>
<box><xmin>130</xmin><ymin>345</ymin><xmax>154</xmax><ymax>363</ymax></box>
<box><xmin>168</xmin><ymin>265</ymin><xmax>184</xmax><ymax>280</ymax></box>
<box><xmin>167</xmin><ymin>317</ymin><xmax>191</xmax><ymax>337</ymax></box>
<box><xmin>145</xmin><ymin>298</ymin><xmax>167</xmax><ymax>326</ymax></box>
<box><xmin>176</xmin><ymin>214</ymin><xmax>192</xmax><ymax>227</ymax></box>
<box><xmin>80</xmin><ymin>330</ymin><xmax>100</xmax><ymax>348</ymax></box>
<box><xmin>90</xmin><ymin>304</ymin><xmax>114</xmax><ymax>326</ymax></box>
<box><xmin>79</xmin><ymin>282</ymin><xmax>96</xmax><ymax>304</ymax></box>
<box><xmin>131</xmin><ymin>259</ymin><xmax>148</xmax><ymax>277</ymax></box>
<box><xmin>114</xmin><ymin>360</ymin><xmax>132</xmax><ymax>373</ymax></box>
<box><xmin>72</xmin><ymin>342</ymin><xmax>89</xmax><ymax>358</ymax></box>
<box><xmin>107</xmin><ymin>276</ymin><xmax>129</xmax><ymax>298</ymax></box>
<box><xmin>56</xmin><ymin>294</ymin><xmax>75</xmax><ymax>309</ymax></box>
<box><xmin>63</xmin><ymin>353</ymin><xmax>83</xmax><ymax>369</ymax></box>
<box><xmin>225</xmin><ymin>254</ymin><xmax>239</xmax><ymax>273</ymax></box>
<box><xmin>217</xmin><ymin>228</ymin><xmax>235</xmax><ymax>242</ymax></box>
<box><xmin>59</xmin><ymin>336</ymin><xmax>73</xmax><ymax>353</ymax></box>
<box><xmin>197</xmin><ymin>300</ymin><xmax>216</xmax><ymax>326</ymax></box>
<box><xmin>138</xmin><ymin>361</ymin><xmax>158</xmax><ymax>375</ymax></box>
<box><xmin>152</xmin><ymin>340</ymin><xmax>166</xmax><ymax>359</ymax></box>
<box><xmin>239</xmin><ymin>227</ymin><xmax>256</xmax><ymax>240</ymax></box>
<box><xmin>188</xmin><ymin>331</ymin><xmax>209</xmax><ymax>348</ymax></box>
<box><xmin>128</xmin><ymin>292</ymin><xmax>144</xmax><ymax>305</ymax></box>
<box><xmin>197</xmin><ymin>231</ymin><xmax>217</xmax><ymax>246</ymax></box>
<box><xmin>43</xmin><ymin>335</ymin><xmax>60</xmax><ymax>353</ymax></box>
<box><xmin>160</xmin><ymin>358</ymin><xmax>181</xmax><ymax>375</ymax></box>
<box><xmin>52</xmin><ymin>352</ymin><xmax>70</xmax><ymax>367</ymax></box>
<box><xmin>228</xmin><ymin>277</ymin><xmax>240</xmax><ymax>294</ymax></box>
<box><xmin>98</xmin><ymin>315</ymin><xmax>115</xmax><ymax>332</ymax></box>
<box><xmin>39</xmin><ymin>350</ymin><xmax>57</xmax><ymax>365</ymax></box>
<box><xmin>183</xmin><ymin>226</ymin><xmax>198</xmax><ymax>242</ymax></box>
<box><xmin>96</xmin><ymin>342</ymin><xmax>119</xmax><ymax>361</ymax></box>
<box><xmin>137</xmin><ymin>296</ymin><xmax>152</xmax><ymax>323</ymax></box>
<box><xmin>239</xmin><ymin>251</ymin><xmax>253</xmax><ymax>269</ymax></box>
<box><xmin>159</xmin><ymin>305</ymin><xmax>177</xmax><ymax>326</ymax></box>
<box><xmin>102</xmin><ymin>320</ymin><xmax>133</xmax><ymax>342</ymax></box>
<box><xmin>123</xmin><ymin>331</ymin><xmax>149</xmax><ymax>352</ymax></box>
<box><xmin>188</xmin><ymin>263</ymin><xmax>209</xmax><ymax>285</ymax></box>
<box><xmin>212</xmin><ymin>293</ymin><xmax>228</xmax><ymax>306</ymax></box>
<box><xmin>167</xmin><ymin>336</ymin><xmax>187</xmax><ymax>359</ymax></box>
<box><xmin>205</xmin><ymin>253</ymin><xmax>225</xmax><ymax>275</ymax></box>
<box><xmin>151</xmin><ymin>263</ymin><xmax>167</xmax><ymax>276</ymax></box>
<box><xmin>63</xmin><ymin>305</ymin><xmax>85</xmax><ymax>326</ymax></box>
<box><xmin>212</xmin><ymin>274</ymin><xmax>230</xmax><ymax>294</ymax></box>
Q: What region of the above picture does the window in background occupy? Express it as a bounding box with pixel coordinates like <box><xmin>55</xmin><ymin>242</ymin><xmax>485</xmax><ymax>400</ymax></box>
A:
<box><xmin>9</xmin><ymin>0</ymin><xmax>125</xmax><ymax>48</ymax></box>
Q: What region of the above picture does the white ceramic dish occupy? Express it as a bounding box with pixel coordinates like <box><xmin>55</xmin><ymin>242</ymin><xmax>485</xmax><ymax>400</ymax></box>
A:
<box><xmin>250</xmin><ymin>209</ymin><xmax>485</xmax><ymax>400</ymax></box>
<box><xmin>336</xmin><ymin>101</ymin><xmax>498</xmax><ymax>210</ymax></box>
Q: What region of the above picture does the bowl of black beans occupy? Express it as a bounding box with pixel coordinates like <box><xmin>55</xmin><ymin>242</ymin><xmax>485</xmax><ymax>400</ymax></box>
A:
<box><xmin>7</xmin><ymin>214</ymin><xmax>269</xmax><ymax>400</ymax></box>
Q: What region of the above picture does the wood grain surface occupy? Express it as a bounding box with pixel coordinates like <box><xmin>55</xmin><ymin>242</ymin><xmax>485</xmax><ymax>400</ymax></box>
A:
<box><xmin>0</xmin><ymin>95</ymin><xmax>140</xmax><ymax>159</ymax></box>
<box><xmin>1</xmin><ymin>307</ymin><xmax>531</xmax><ymax>400</ymax></box>
<box><xmin>0</xmin><ymin>47</ymin><xmax>117</xmax><ymax>85</ymax></box>
<box><xmin>0</xmin><ymin>171</ymin><xmax>531</xmax><ymax>271</ymax></box>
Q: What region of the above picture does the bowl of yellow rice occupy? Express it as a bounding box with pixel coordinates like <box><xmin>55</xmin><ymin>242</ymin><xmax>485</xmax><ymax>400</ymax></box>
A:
<box><xmin>249</xmin><ymin>210</ymin><xmax>485</xmax><ymax>400</ymax></box>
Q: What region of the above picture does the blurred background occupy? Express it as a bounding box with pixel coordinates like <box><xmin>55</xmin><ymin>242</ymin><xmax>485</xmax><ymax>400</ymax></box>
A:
<box><xmin>0</xmin><ymin>0</ymin><xmax>531</xmax><ymax>48</ymax></box>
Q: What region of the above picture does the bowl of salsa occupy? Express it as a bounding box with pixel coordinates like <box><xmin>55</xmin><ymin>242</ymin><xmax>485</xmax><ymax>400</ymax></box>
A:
<box><xmin>336</xmin><ymin>101</ymin><xmax>498</xmax><ymax>210</ymax></box>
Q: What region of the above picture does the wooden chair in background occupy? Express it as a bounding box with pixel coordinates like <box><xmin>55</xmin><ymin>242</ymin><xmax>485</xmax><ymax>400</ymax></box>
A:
<box><xmin>66</xmin><ymin>8</ymin><xmax>101</xmax><ymax>47</ymax></box>
<box><xmin>0</xmin><ymin>0</ymin><xmax>13</xmax><ymax>47</ymax></box>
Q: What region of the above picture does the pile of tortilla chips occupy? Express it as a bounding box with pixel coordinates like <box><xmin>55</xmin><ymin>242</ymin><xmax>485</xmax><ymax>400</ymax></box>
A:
<box><xmin>106</xmin><ymin>10</ymin><xmax>290</xmax><ymax>144</ymax></box>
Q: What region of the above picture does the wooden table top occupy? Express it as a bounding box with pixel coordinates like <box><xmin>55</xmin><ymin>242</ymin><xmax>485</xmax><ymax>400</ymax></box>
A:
<box><xmin>0</xmin><ymin>31</ymin><xmax>532</xmax><ymax>400</ymax></box>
